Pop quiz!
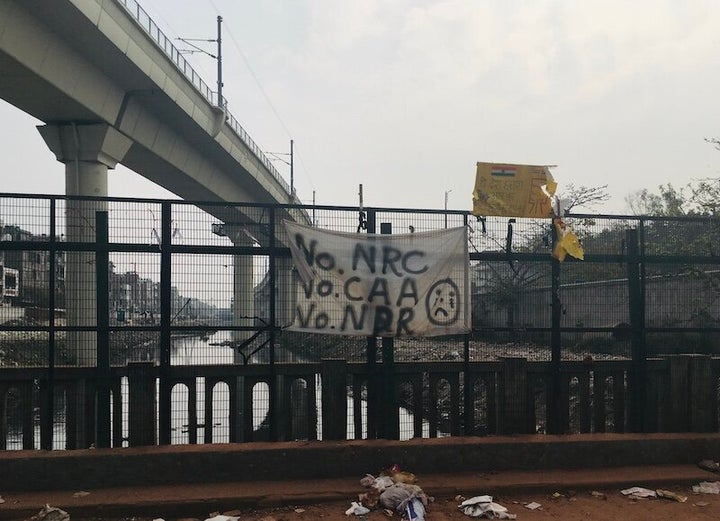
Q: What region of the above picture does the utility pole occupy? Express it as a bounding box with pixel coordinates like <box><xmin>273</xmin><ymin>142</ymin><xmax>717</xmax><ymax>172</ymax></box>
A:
<box><xmin>177</xmin><ymin>16</ymin><xmax>224</xmax><ymax>108</ymax></box>
<box><xmin>216</xmin><ymin>16</ymin><xmax>223</xmax><ymax>108</ymax></box>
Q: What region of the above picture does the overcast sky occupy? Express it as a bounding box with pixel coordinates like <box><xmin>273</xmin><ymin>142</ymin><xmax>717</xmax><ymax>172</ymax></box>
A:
<box><xmin>1</xmin><ymin>0</ymin><xmax>719</xmax><ymax>214</ymax></box>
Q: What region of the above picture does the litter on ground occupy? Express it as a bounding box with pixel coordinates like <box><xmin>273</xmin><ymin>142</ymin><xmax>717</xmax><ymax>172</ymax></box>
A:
<box><xmin>697</xmin><ymin>459</ymin><xmax>720</xmax><ymax>473</ymax></box>
<box><xmin>345</xmin><ymin>501</ymin><xmax>370</xmax><ymax>516</ymax></box>
<box><xmin>621</xmin><ymin>487</ymin><xmax>657</xmax><ymax>499</ymax></box>
<box><xmin>693</xmin><ymin>481</ymin><xmax>720</xmax><ymax>494</ymax></box>
<box><xmin>355</xmin><ymin>465</ymin><xmax>430</xmax><ymax>520</ymax></box>
<box><xmin>458</xmin><ymin>495</ymin><xmax>517</xmax><ymax>519</ymax></box>
<box><xmin>656</xmin><ymin>489</ymin><xmax>687</xmax><ymax>503</ymax></box>
<box><xmin>27</xmin><ymin>505</ymin><xmax>70</xmax><ymax>521</ymax></box>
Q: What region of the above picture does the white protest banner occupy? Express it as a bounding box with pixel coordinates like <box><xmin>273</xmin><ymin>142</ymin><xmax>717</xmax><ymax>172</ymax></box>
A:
<box><xmin>284</xmin><ymin>221</ymin><xmax>470</xmax><ymax>337</ymax></box>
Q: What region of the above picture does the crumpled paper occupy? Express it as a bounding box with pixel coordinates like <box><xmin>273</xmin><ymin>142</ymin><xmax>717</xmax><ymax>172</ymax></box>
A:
<box><xmin>620</xmin><ymin>487</ymin><xmax>657</xmax><ymax>499</ymax></box>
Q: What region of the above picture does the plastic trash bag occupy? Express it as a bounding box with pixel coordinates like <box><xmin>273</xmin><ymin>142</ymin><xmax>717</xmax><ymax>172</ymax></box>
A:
<box><xmin>345</xmin><ymin>501</ymin><xmax>370</xmax><ymax>516</ymax></box>
<box><xmin>380</xmin><ymin>483</ymin><xmax>428</xmax><ymax>512</ymax></box>
<box><xmin>693</xmin><ymin>481</ymin><xmax>720</xmax><ymax>494</ymax></box>
<box><xmin>406</xmin><ymin>497</ymin><xmax>426</xmax><ymax>521</ymax></box>
<box><xmin>458</xmin><ymin>496</ymin><xmax>517</xmax><ymax>519</ymax></box>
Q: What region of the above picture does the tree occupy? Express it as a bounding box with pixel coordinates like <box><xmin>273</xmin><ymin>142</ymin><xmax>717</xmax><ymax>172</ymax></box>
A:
<box><xmin>561</xmin><ymin>184</ymin><xmax>611</xmax><ymax>213</ymax></box>
<box><xmin>625</xmin><ymin>183</ymin><xmax>689</xmax><ymax>216</ymax></box>
<box><xmin>472</xmin><ymin>184</ymin><xmax>612</xmax><ymax>328</ymax></box>
<box><xmin>623</xmin><ymin>146</ymin><xmax>720</xmax><ymax>332</ymax></box>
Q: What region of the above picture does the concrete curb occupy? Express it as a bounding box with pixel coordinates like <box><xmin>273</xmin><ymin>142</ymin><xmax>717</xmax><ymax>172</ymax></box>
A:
<box><xmin>3</xmin><ymin>433</ymin><xmax>720</xmax><ymax>492</ymax></box>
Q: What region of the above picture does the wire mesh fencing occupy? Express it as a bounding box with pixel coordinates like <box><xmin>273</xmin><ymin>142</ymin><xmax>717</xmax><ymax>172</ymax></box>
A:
<box><xmin>1</xmin><ymin>194</ymin><xmax>720</xmax><ymax>449</ymax></box>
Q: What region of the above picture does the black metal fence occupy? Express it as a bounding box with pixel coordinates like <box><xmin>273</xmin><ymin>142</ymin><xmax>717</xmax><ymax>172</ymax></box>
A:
<box><xmin>1</xmin><ymin>193</ymin><xmax>719</xmax><ymax>450</ymax></box>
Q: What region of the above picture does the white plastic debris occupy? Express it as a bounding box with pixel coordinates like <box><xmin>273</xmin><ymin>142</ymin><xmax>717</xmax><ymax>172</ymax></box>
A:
<box><xmin>28</xmin><ymin>505</ymin><xmax>70</xmax><ymax>521</ymax></box>
<box><xmin>406</xmin><ymin>497</ymin><xmax>426</xmax><ymax>521</ymax></box>
<box><xmin>204</xmin><ymin>516</ymin><xmax>239</xmax><ymax>521</ymax></box>
<box><xmin>345</xmin><ymin>501</ymin><xmax>370</xmax><ymax>516</ymax></box>
<box><xmin>373</xmin><ymin>476</ymin><xmax>395</xmax><ymax>492</ymax></box>
<box><xmin>460</xmin><ymin>495</ymin><xmax>494</xmax><ymax>506</ymax></box>
<box><xmin>524</xmin><ymin>501</ymin><xmax>542</xmax><ymax>510</ymax></box>
<box><xmin>621</xmin><ymin>487</ymin><xmax>657</xmax><ymax>499</ymax></box>
<box><xmin>458</xmin><ymin>496</ymin><xmax>517</xmax><ymax>519</ymax></box>
<box><xmin>693</xmin><ymin>481</ymin><xmax>720</xmax><ymax>494</ymax></box>
<box><xmin>0</xmin><ymin>496</ymin><xmax>5</xmax><ymax>504</ymax></box>
<box><xmin>360</xmin><ymin>473</ymin><xmax>395</xmax><ymax>492</ymax></box>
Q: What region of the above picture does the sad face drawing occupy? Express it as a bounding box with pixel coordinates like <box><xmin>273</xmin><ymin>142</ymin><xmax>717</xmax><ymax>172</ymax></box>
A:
<box><xmin>426</xmin><ymin>278</ymin><xmax>460</xmax><ymax>326</ymax></box>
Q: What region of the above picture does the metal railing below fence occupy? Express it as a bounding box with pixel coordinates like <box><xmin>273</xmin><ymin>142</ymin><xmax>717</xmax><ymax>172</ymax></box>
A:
<box><xmin>1</xmin><ymin>354</ymin><xmax>717</xmax><ymax>450</ymax></box>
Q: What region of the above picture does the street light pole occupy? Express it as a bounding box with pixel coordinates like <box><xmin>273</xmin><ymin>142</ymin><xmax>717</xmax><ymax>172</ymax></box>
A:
<box><xmin>444</xmin><ymin>189</ymin><xmax>452</xmax><ymax>228</ymax></box>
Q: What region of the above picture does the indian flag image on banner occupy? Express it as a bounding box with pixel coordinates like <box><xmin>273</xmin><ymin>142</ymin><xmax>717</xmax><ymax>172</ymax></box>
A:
<box><xmin>473</xmin><ymin>162</ymin><xmax>556</xmax><ymax>218</ymax></box>
<box><xmin>490</xmin><ymin>165</ymin><xmax>517</xmax><ymax>177</ymax></box>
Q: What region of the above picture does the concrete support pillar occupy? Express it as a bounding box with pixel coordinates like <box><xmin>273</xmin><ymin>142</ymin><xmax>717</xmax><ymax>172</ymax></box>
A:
<box><xmin>276</xmin><ymin>256</ymin><xmax>295</xmax><ymax>329</ymax></box>
<box><xmin>38</xmin><ymin>123</ymin><xmax>132</xmax><ymax>366</ymax></box>
<box><xmin>231</xmin><ymin>233</ymin><xmax>255</xmax><ymax>364</ymax></box>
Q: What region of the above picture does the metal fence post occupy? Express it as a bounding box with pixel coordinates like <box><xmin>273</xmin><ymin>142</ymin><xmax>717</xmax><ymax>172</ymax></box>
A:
<box><xmin>626</xmin><ymin>228</ymin><xmax>646</xmax><ymax>432</ymax></box>
<box><xmin>548</xmin><ymin>220</ymin><xmax>562</xmax><ymax>434</ymax></box>
<box><xmin>41</xmin><ymin>198</ymin><xmax>57</xmax><ymax>450</ymax></box>
<box><xmin>268</xmin><ymin>206</ymin><xmax>278</xmax><ymax>440</ymax></box>
<box><xmin>95</xmin><ymin>210</ymin><xmax>111</xmax><ymax>448</ymax></box>
<box><xmin>461</xmin><ymin>214</ymin><xmax>475</xmax><ymax>435</ymax></box>
<box><xmin>365</xmin><ymin>209</ymin><xmax>378</xmax><ymax>439</ymax></box>
<box><xmin>158</xmin><ymin>202</ymin><xmax>172</xmax><ymax>445</ymax></box>
<box><xmin>379</xmin><ymin>221</ymin><xmax>399</xmax><ymax>440</ymax></box>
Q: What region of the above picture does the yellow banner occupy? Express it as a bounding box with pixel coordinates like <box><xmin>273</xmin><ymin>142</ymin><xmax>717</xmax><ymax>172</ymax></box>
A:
<box><xmin>472</xmin><ymin>162</ymin><xmax>556</xmax><ymax>218</ymax></box>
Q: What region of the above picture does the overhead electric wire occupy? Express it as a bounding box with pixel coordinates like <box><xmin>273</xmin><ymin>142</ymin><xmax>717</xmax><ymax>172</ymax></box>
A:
<box><xmin>205</xmin><ymin>0</ymin><xmax>316</xmax><ymax>194</ymax></box>
<box><xmin>139</xmin><ymin>0</ymin><xmax>316</xmax><ymax>196</ymax></box>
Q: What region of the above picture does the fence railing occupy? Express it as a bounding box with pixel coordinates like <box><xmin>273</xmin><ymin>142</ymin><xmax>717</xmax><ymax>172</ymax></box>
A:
<box><xmin>1</xmin><ymin>194</ymin><xmax>720</xmax><ymax>449</ymax></box>
<box><xmin>2</xmin><ymin>354</ymin><xmax>718</xmax><ymax>449</ymax></box>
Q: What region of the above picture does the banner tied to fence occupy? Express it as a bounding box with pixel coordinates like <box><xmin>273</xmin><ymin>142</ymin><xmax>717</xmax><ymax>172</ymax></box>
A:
<box><xmin>472</xmin><ymin>162</ymin><xmax>557</xmax><ymax>218</ymax></box>
<box><xmin>284</xmin><ymin>221</ymin><xmax>471</xmax><ymax>337</ymax></box>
